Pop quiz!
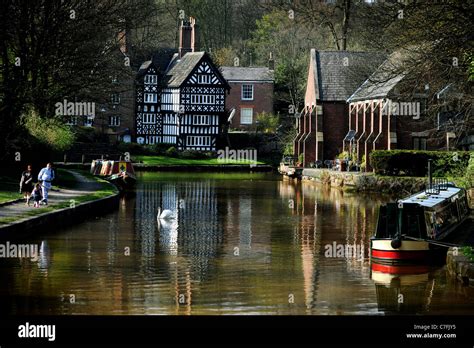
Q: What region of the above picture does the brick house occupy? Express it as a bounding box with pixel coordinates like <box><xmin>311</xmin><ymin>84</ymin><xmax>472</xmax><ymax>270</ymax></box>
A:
<box><xmin>344</xmin><ymin>50</ymin><xmax>442</xmax><ymax>170</ymax></box>
<box><xmin>294</xmin><ymin>49</ymin><xmax>384</xmax><ymax>166</ymax></box>
<box><xmin>65</xmin><ymin>28</ymin><xmax>135</xmax><ymax>144</ymax></box>
<box><xmin>220</xmin><ymin>66</ymin><xmax>274</xmax><ymax>131</ymax></box>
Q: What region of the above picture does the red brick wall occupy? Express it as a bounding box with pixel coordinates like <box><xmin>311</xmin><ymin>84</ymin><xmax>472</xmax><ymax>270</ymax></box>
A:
<box><xmin>226</xmin><ymin>82</ymin><xmax>274</xmax><ymax>130</ymax></box>
<box><xmin>322</xmin><ymin>102</ymin><xmax>349</xmax><ymax>161</ymax></box>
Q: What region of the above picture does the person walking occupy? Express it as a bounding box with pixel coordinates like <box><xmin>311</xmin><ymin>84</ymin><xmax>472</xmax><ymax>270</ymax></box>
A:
<box><xmin>31</xmin><ymin>183</ymin><xmax>43</xmax><ymax>208</ymax></box>
<box><xmin>19</xmin><ymin>165</ymin><xmax>33</xmax><ymax>206</ymax></box>
<box><xmin>38</xmin><ymin>163</ymin><xmax>55</xmax><ymax>205</ymax></box>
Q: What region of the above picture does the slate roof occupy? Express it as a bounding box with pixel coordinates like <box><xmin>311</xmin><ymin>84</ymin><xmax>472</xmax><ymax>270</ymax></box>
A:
<box><xmin>165</xmin><ymin>52</ymin><xmax>206</xmax><ymax>87</ymax></box>
<box><xmin>220</xmin><ymin>67</ymin><xmax>274</xmax><ymax>82</ymax></box>
<box><xmin>347</xmin><ymin>50</ymin><xmax>411</xmax><ymax>102</ymax></box>
<box><xmin>137</xmin><ymin>48</ymin><xmax>178</xmax><ymax>78</ymax></box>
<box><xmin>137</xmin><ymin>51</ymin><xmax>229</xmax><ymax>89</ymax></box>
<box><xmin>314</xmin><ymin>51</ymin><xmax>386</xmax><ymax>101</ymax></box>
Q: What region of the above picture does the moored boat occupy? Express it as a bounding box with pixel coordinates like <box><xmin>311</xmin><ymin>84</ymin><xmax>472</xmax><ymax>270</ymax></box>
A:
<box><xmin>91</xmin><ymin>159</ymin><xmax>136</xmax><ymax>190</ymax></box>
<box><xmin>371</xmin><ymin>178</ymin><xmax>470</xmax><ymax>264</ymax></box>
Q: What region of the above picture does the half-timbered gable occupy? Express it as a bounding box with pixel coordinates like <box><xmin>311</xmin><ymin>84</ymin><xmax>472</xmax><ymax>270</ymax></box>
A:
<box><xmin>162</xmin><ymin>52</ymin><xmax>229</xmax><ymax>151</ymax></box>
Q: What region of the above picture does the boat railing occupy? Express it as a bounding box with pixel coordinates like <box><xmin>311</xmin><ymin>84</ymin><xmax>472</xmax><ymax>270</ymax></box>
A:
<box><xmin>426</xmin><ymin>177</ymin><xmax>449</xmax><ymax>195</ymax></box>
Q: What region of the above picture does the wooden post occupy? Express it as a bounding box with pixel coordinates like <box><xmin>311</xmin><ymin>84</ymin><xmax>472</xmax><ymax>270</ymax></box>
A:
<box><xmin>82</xmin><ymin>154</ymin><xmax>85</xmax><ymax>164</ymax></box>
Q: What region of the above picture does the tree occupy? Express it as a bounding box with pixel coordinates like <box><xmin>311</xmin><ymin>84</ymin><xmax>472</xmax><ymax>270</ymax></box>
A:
<box><xmin>0</xmin><ymin>0</ymin><xmax>160</xmax><ymax>159</ymax></box>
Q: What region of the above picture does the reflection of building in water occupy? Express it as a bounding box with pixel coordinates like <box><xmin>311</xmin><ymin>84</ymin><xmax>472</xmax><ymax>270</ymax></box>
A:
<box><xmin>135</xmin><ymin>179</ymin><xmax>223</xmax><ymax>313</ymax></box>
<box><xmin>37</xmin><ymin>240</ymin><xmax>51</xmax><ymax>275</ymax></box>
<box><xmin>278</xmin><ymin>179</ymin><xmax>386</xmax><ymax>314</ymax></box>
<box><xmin>176</xmin><ymin>181</ymin><xmax>222</xmax><ymax>280</ymax></box>
<box><xmin>371</xmin><ymin>264</ymin><xmax>434</xmax><ymax>314</ymax></box>
<box><xmin>299</xmin><ymin>184</ymin><xmax>322</xmax><ymax>312</ymax></box>
<box><xmin>279</xmin><ymin>180</ymin><xmax>321</xmax><ymax>312</ymax></box>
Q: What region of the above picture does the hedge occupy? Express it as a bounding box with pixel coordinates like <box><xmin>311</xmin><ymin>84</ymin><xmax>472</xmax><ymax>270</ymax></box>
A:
<box><xmin>370</xmin><ymin>150</ymin><xmax>472</xmax><ymax>177</ymax></box>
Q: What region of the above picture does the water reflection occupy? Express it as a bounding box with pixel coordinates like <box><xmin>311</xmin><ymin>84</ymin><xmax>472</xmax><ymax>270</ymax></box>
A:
<box><xmin>1</xmin><ymin>173</ymin><xmax>473</xmax><ymax>315</ymax></box>
<box><xmin>371</xmin><ymin>264</ymin><xmax>435</xmax><ymax>314</ymax></box>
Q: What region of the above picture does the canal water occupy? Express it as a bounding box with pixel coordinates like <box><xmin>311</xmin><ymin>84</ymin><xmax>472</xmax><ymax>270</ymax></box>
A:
<box><xmin>1</xmin><ymin>172</ymin><xmax>473</xmax><ymax>315</ymax></box>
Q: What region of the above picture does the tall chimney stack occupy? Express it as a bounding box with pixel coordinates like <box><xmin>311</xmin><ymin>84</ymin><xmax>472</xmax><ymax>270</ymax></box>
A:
<box><xmin>268</xmin><ymin>52</ymin><xmax>275</xmax><ymax>71</ymax></box>
<box><xmin>179</xmin><ymin>17</ymin><xmax>198</xmax><ymax>58</ymax></box>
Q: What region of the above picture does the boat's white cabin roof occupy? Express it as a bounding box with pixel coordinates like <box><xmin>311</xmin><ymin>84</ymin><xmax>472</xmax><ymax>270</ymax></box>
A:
<box><xmin>400</xmin><ymin>186</ymin><xmax>463</xmax><ymax>209</ymax></box>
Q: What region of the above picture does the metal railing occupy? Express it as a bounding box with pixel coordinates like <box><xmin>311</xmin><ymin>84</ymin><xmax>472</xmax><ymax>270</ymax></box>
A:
<box><xmin>426</xmin><ymin>177</ymin><xmax>449</xmax><ymax>195</ymax></box>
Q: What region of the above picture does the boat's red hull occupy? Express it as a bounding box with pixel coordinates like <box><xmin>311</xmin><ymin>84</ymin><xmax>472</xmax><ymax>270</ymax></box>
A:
<box><xmin>370</xmin><ymin>239</ymin><xmax>430</xmax><ymax>264</ymax></box>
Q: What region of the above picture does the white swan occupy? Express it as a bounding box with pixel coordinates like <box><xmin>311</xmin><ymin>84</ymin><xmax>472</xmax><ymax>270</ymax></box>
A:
<box><xmin>157</xmin><ymin>207</ymin><xmax>175</xmax><ymax>221</ymax></box>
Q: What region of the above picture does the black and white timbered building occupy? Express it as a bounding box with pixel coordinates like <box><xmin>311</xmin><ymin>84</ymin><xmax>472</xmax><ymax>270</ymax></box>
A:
<box><xmin>135</xmin><ymin>18</ymin><xmax>230</xmax><ymax>151</ymax></box>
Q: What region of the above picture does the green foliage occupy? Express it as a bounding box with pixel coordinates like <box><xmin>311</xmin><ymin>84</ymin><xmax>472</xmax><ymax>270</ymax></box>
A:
<box><xmin>256</xmin><ymin>112</ymin><xmax>279</xmax><ymax>133</ymax></box>
<box><xmin>462</xmin><ymin>246</ymin><xmax>474</xmax><ymax>262</ymax></box>
<box><xmin>360</xmin><ymin>154</ymin><xmax>367</xmax><ymax>171</ymax></box>
<box><xmin>370</xmin><ymin>150</ymin><xmax>472</xmax><ymax>177</ymax></box>
<box><xmin>165</xmin><ymin>146</ymin><xmax>178</xmax><ymax>157</ymax></box>
<box><xmin>298</xmin><ymin>153</ymin><xmax>304</xmax><ymax>164</ymax></box>
<box><xmin>73</xmin><ymin>127</ymin><xmax>108</xmax><ymax>143</ymax></box>
<box><xmin>337</xmin><ymin>151</ymin><xmax>349</xmax><ymax>160</ymax></box>
<box><xmin>22</xmin><ymin>109</ymin><xmax>75</xmax><ymax>152</ymax></box>
<box><xmin>180</xmin><ymin>150</ymin><xmax>213</xmax><ymax>160</ymax></box>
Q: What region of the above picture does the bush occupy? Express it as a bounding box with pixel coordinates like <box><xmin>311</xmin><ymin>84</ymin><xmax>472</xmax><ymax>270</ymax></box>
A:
<box><xmin>150</xmin><ymin>143</ymin><xmax>172</xmax><ymax>155</ymax></box>
<box><xmin>256</xmin><ymin>112</ymin><xmax>279</xmax><ymax>133</ymax></box>
<box><xmin>337</xmin><ymin>151</ymin><xmax>349</xmax><ymax>160</ymax></box>
<box><xmin>180</xmin><ymin>150</ymin><xmax>212</xmax><ymax>160</ymax></box>
<box><xmin>22</xmin><ymin>108</ymin><xmax>75</xmax><ymax>151</ymax></box>
<box><xmin>370</xmin><ymin>150</ymin><xmax>472</xmax><ymax>177</ymax></box>
<box><xmin>165</xmin><ymin>146</ymin><xmax>179</xmax><ymax>157</ymax></box>
<box><xmin>117</xmin><ymin>142</ymin><xmax>149</xmax><ymax>155</ymax></box>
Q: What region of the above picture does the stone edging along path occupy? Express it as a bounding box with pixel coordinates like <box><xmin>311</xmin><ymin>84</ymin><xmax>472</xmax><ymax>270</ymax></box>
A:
<box><xmin>0</xmin><ymin>170</ymin><xmax>120</xmax><ymax>241</ymax></box>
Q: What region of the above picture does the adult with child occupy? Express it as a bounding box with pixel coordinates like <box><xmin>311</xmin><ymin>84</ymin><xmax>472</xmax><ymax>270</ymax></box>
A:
<box><xmin>38</xmin><ymin>163</ymin><xmax>55</xmax><ymax>205</ymax></box>
<box><xmin>19</xmin><ymin>164</ymin><xmax>33</xmax><ymax>206</ymax></box>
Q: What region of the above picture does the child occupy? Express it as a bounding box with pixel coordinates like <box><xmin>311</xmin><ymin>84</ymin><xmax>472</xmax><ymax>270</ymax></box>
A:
<box><xmin>32</xmin><ymin>183</ymin><xmax>43</xmax><ymax>208</ymax></box>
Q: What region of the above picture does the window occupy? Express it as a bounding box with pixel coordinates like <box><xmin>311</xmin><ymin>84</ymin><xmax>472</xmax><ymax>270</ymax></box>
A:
<box><xmin>242</xmin><ymin>84</ymin><xmax>254</xmax><ymax>101</ymax></box>
<box><xmin>109</xmin><ymin>115</ymin><xmax>120</xmax><ymax>127</ymax></box>
<box><xmin>186</xmin><ymin>136</ymin><xmax>211</xmax><ymax>147</ymax></box>
<box><xmin>142</xmin><ymin>114</ymin><xmax>156</xmax><ymax>124</ymax></box>
<box><xmin>193</xmin><ymin>115</ymin><xmax>210</xmax><ymax>125</ymax></box>
<box><xmin>65</xmin><ymin>116</ymin><xmax>78</xmax><ymax>126</ymax></box>
<box><xmin>413</xmin><ymin>137</ymin><xmax>427</xmax><ymax>150</ymax></box>
<box><xmin>241</xmin><ymin>108</ymin><xmax>253</xmax><ymax>124</ymax></box>
<box><xmin>84</xmin><ymin>115</ymin><xmax>94</xmax><ymax>127</ymax></box>
<box><xmin>191</xmin><ymin>95</ymin><xmax>215</xmax><ymax>104</ymax></box>
<box><xmin>144</xmin><ymin>93</ymin><xmax>157</xmax><ymax>103</ymax></box>
<box><xmin>111</xmin><ymin>93</ymin><xmax>120</xmax><ymax>104</ymax></box>
<box><xmin>197</xmin><ymin>74</ymin><xmax>211</xmax><ymax>84</ymax></box>
<box><xmin>144</xmin><ymin>75</ymin><xmax>158</xmax><ymax>85</ymax></box>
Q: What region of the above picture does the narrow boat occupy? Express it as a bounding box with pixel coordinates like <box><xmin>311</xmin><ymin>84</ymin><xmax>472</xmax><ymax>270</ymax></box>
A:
<box><xmin>371</xmin><ymin>177</ymin><xmax>470</xmax><ymax>264</ymax></box>
<box><xmin>279</xmin><ymin>156</ymin><xmax>303</xmax><ymax>179</ymax></box>
<box><xmin>90</xmin><ymin>159</ymin><xmax>136</xmax><ymax>190</ymax></box>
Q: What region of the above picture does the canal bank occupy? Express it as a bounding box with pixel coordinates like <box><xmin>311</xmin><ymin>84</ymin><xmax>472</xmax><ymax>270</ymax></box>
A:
<box><xmin>54</xmin><ymin>162</ymin><xmax>274</xmax><ymax>173</ymax></box>
<box><xmin>301</xmin><ymin>168</ymin><xmax>427</xmax><ymax>195</ymax></box>
<box><xmin>0</xmin><ymin>171</ymin><xmax>119</xmax><ymax>240</ymax></box>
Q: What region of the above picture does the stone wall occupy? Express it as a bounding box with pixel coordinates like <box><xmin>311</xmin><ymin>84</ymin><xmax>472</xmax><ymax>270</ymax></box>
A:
<box><xmin>302</xmin><ymin>168</ymin><xmax>426</xmax><ymax>195</ymax></box>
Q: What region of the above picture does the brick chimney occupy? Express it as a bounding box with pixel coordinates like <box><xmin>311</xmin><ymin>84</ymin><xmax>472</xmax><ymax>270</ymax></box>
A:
<box><xmin>179</xmin><ymin>17</ymin><xmax>198</xmax><ymax>58</ymax></box>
